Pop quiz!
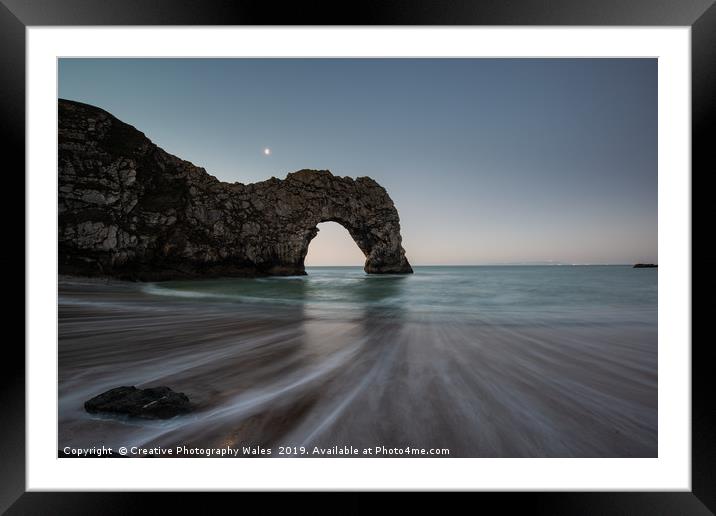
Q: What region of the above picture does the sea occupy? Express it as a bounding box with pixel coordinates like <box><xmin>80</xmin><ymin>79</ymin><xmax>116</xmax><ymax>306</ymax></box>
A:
<box><xmin>58</xmin><ymin>266</ymin><xmax>657</xmax><ymax>457</ymax></box>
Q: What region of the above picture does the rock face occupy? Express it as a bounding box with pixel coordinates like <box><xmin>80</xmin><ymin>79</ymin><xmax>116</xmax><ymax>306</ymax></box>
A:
<box><xmin>84</xmin><ymin>386</ymin><xmax>192</xmax><ymax>419</ymax></box>
<box><xmin>59</xmin><ymin>99</ymin><xmax>413</xmax><ymax>280</ymax></box>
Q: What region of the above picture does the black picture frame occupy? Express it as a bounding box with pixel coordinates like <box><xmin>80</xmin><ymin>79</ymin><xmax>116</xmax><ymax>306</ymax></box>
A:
<box><xmin>3</xmin><ymin>0</ymin><xmax>713</xmax><ymax>512</ymax></box>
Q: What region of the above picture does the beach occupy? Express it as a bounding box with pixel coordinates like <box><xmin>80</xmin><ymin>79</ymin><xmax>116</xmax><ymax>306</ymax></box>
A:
<box><xmin>58</xmin><ymin>266</ymin><xmax>657</xmax><ymax>457</ymax></box>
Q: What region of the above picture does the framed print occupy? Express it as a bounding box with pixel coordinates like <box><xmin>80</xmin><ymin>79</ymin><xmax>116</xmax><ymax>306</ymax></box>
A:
<box><xmin>3</xmin><ymin>0</ymin><xmax>714</xmax><ymax>512</ymax></box>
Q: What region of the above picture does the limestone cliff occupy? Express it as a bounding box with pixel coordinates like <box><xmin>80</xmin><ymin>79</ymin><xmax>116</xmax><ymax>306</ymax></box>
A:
<box><xmin>58</xmin><ymin>99</ymin><xmax>413</xmax><ymax>280</ymax></box>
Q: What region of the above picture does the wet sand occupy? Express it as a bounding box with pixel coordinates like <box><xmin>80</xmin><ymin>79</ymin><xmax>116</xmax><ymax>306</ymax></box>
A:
<box><xmin>58</xmin><ymin>276</ymin><xmax>657</xmax><ymax>457</ymax></box>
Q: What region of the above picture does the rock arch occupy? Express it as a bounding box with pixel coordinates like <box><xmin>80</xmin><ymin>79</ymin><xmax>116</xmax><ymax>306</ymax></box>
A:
<box><xmin>303</xmin><ymin>221</ymin><xmax>367</xmax><ymax>266</ymax></box>
<box><xmin>58</xmin><ymin>99</ymin><xmax>413</xmax><ymax>280</ymax></box>
<box><xmin>274</xmin><ymin>170</ymin><xmax>413</xmax><ymax>275</ymax></box>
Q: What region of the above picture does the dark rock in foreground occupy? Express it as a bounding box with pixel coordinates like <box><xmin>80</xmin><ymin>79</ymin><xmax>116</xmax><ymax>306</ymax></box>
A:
<box><xmin>633</xmin><ymin>263</ymin><xmax>658</xmax><ymax>268</ymax></box>
<box><xmin>58</xmin><ymin>99</ymin><xmax>413</xmax><ymax>280</ymax></box>
<box><xmin>84</xmin><ymin>386</ymin><xmax>192</xmax><ymax>419</ymax></box>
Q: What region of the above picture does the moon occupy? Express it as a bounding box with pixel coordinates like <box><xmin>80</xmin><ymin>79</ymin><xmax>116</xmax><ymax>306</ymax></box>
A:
<box><xmin>263</xmin><ymin>148</ymin><xmax>271</xmax><ymax>156</ymax></box>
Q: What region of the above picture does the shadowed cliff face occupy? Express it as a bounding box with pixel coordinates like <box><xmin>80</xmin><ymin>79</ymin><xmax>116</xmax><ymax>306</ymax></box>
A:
<box><xmin>58</xmin><ymin>99</ymin><xmax>413</xmax><ymax>280</ymax></box>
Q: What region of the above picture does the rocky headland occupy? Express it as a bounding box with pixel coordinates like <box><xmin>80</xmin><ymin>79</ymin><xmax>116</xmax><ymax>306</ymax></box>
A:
<box><xmin>58</xmin><ymin>99</ymin><xmax>413</xmax><ymax>280</ymax></box>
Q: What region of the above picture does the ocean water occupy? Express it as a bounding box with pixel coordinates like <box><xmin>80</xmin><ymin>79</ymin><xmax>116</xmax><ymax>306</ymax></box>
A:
<box><xmin>145</xmin><ymin>265</ymin><xmax>657</xmax><ymax>325</ymax></box>
<box><xmin>58</xmin><ymin>266</ymin><xmax>658</xmax><ymax>457</ymax></box>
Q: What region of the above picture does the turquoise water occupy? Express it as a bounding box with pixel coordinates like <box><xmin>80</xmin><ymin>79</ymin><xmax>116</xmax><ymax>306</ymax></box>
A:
<box><xmin>59</xmin><ymin>266</ymin><xmax>658</xmax><ymax>457</ymax></box>
<box><xmin>145</xmin><ymin>265</ymin><xmax>657</xmax><ymax>325</ymax></box>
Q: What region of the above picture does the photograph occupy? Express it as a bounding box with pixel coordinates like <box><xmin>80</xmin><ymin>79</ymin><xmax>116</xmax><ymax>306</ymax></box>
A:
<box><xmin>57</xmin><ymin>57</ymin><xmax>659</xmax><ymax>459</ymax></box>
<box><xmin>3</xmin><ymin>0</ymin><xmax>710</xmax><ymax>507</ymax></box>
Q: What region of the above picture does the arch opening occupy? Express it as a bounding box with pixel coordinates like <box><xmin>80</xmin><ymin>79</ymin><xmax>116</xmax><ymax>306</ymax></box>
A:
<box><xmin>304</xmin><ymin>221</ymin><xmax>367</xmax><ymax>268</ymax></box>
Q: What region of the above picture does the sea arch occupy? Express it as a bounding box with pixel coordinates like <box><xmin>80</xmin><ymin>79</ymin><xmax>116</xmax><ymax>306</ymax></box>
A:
<box><xmin>57</xmin><ymin>100</ymin><xmax>412</xmax><ymax>279</ymax></box>
<box><xmin>274</xmin><ymin>170</ymin><xmax>413</xmax><ymax>275</ymax></box>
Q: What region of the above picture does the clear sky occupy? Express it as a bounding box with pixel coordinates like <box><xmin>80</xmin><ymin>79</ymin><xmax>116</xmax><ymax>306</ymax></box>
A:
<box><xmin>59</xmin><ymin>58</ymin><xmax>657</xmax><ymax>266</ymax></box>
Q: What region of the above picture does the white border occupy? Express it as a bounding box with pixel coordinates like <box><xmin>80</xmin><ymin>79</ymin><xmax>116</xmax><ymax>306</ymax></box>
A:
<box><xmin>27</xmin><ymin>27</ymin><xmax>690</xmax><ymax>491</ymax></box>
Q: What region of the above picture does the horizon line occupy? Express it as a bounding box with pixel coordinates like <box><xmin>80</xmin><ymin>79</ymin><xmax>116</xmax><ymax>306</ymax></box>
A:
<box><xmin>305</xmin><ymin>263</ymin><xmax>656</xmax><ymax>267</ymax></box>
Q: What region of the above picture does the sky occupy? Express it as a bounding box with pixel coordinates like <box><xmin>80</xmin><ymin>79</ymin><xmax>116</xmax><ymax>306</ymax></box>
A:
<box><xmin>59</xmin><ymin>58</ymin><xmax>657</xmax><ymax>266</ymax></box>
